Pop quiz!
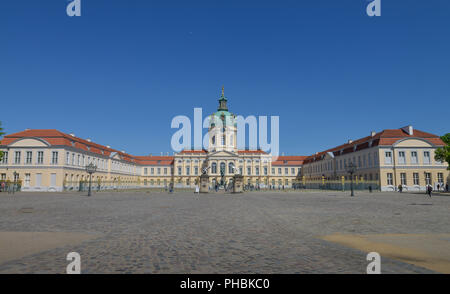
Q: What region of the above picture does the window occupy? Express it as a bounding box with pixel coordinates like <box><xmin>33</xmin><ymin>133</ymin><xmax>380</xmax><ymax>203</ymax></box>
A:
<box><xmin>239</xmin><ymin>166</ymin><xmax>243</xmax><ymax>175</ymax></box>
<box><xmin>247</xmin><ymin>167</ymin><xmax>251</xmax><ymax>175</ymax></box>
<box><xmin>66</xmin><ymin>152</ymin><xmax>70</xmax><ymax>164</ymax></box>
<box><xmin>1</xmin><ymin>151</ymin><xmax>8</xmax><ymax>164</ymax></box>
<box><xmin>413</xmin><ymin>173</ymin><xmax>419</xmax><ymax>185</ymax></box>
<box><xmin>271</xmin><ymin>168</ymin><xmax>275</xmax><ymax>175</ymax></box>
<box><xmin>264</xmin><ymin>167</ymin><xmax>268</xmax><ymax>176</ymax></box>
<box><xmin>438</xmin><ymin>173</ymin><xmax>444</xmax><ymax>184</ymax></box>
<box><xmin>228</xmin><ymin>163</ymin><xmax>234</xmax><ymax>174</ymax></box>
<box><xmin>278</xmin><ymin>168</ymin><xmax>281</xmax><ymax>175</ymax></box>
<box><xmin>50</xmin><ymin>152</ymin><xmax>58</xmax><ymax>165</ymax></box>
<box><xmin>387</xmin><ymin>173</ymin><xmax>393</xmax><ymax>185</ymax></box>
<box><xmin>144</xmin><ymin>168</ymin><xmax>148</xmax><ymax>175</ymax></box>
<box><xmin>368</xmin><ymin>154</ymin><xmax>372</xmax><ymax>167</ymax></box>
<box><xmin>425</xmin><ymin>173</ymin><xmax>431</xmax><ymax>185</ymax></box>
<box><xmin>212</xmin><ymin>136</ymin><xmax>215</xmax><ymax>145</ymax></box>
<box><xmin>423</xmin><ymin>151</ymin><xmax>431</xmax><ymax>164</ymax></box>
<box><xmin>385</xmin><ymin>151</ymin><xmax>392</xmax><ymax>164</ymax></box>
<box><xmin>255</xmin><ymin>167</ymin><xmax>259</xmax><ymax>176</ymax></box>
<box><xmin>178</xmin><ymin>167</ymin><xmax>182</xmax><ymax>175</ymax></box>
<box><xmin>400</xmin><ymin>173</ymin><xmax>407</xmax><ymax>185</ymax></box>
<box><xmin>71</xmin><ymin>153</ymin><xmax>75</xmax><ymax>165</ymax></box>
<box><xmin>36</xmin><ymin>173</ymin><xmax>42</xmax><ymax>187</ymax></box>
<box><xmin>150</xmin><ymin>168</ymin><xmax>154</xmax><ymax>175</ymax></box>
<box><xmin>164</xmin><ymin>168</ymin><xmax>168</xmax><ymax>175</ymax></box>
<box><xmin>15</xmin><ymin>151</ymin><xmax>21</xmax><ymax>164</ymax></box>
<box><xmin>411</xmin><ymin>151</ymin><xmax>418</xmax><ymax>164</ymax></box>
<box><xmin>37</xmin><ymin>151</ymin><xmax>44</xmax><ymax>164</ymax></box>
<box><xmin>157</xmin><ymin>168</ymin><xmax>161</xmax><ymax>175</ymax></box>
<box><xmin>211</xmin><ymin>162</ymin><xmax>217</xmax><ymax>174</ymax></box>
<box><xmin>398</xmin><ymin>151</ymin><xmax>406</xmax><ymax>164</ymax></box>
<box><xmin>194</xmin><ymin>167</ymin><xmax>198</xmax><ymax>175</ymax></box>
<box><xmin>26</xmin><ymin>151</ymin><xmax>32</xmax><ymax>164</ymax></box>
<box><xmin>77</xmin><ymin>154</ymin><xmax>80</xmax><ymax>166</ymax></box>
<box><xmin>186</xmin><ymin>167</ymin><xmax>190</xmax><ymax>176</ymax></box>
<box><xmin>25</xmin><ymin>173</ymin><xmax>31</xmax><ymax>187</ymax></box>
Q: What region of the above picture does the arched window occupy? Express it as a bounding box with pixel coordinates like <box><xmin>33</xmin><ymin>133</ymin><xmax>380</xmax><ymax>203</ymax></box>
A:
<box><xmin>229</xmin><ymin>134</ymin><xmax>233</xmax><ymax>146</ymax></box>
<box><xmin>212</xmin><ymin>136</ymin><xmax>215</xmax><ymax>145</ymax></box>
<box><xmin>220</xmin><ymin>162</ymin><xmax>226</xmax><ymax>175</ymax></box>
<box><xmin>228</xmin><ymin>163</ymin><xmax>234</xmax><ymax>174</ymax></box>
<box><xmin>211</xmin><ymin>162</ymin><xmax>217</xmax><ymax>174</ymax></box>
<box><xmin>222</xmin><ymin>135</ymin><xmax>226</xmax><ymax>146</ymax></box>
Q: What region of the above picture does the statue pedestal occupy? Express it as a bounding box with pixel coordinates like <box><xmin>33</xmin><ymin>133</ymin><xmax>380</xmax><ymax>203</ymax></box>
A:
<box><xmin>233</xmin><ymin>174</ymin><xmax>244</xmax><ymax>193</ymax></box>
<box><xmin>199</xmin><ymin>174</ymin><xmax>209</xmax><ymax>193</ymax></box>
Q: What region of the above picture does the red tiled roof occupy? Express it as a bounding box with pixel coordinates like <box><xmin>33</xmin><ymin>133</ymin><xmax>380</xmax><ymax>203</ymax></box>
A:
<box><xmin>303</xmin><ymin>127</ymin><xmax>445</xmax><ymax>164</ymax></box>
<box><xmin>237</xmin><ymin>150</ymin><xmax>267</xmax><ymax>154</ymax></box>
<box><xmin>1</xmin><ymin>129</ymin><xmax>138</xmax><ymax>163</ymax></box>
<box><xmin>179</xmin><ymin>149</ymin><xmax>208</xmax><ymax>154</ymax></box>
<box><xmin>272</xmin><ymin>156</ymin><xmax>306</xmax><ymax>166</ymax></box>
<box><xmin>133</xmin><ymin>156</ymin><xmax>174</xmax><ymax>165</ymax></box>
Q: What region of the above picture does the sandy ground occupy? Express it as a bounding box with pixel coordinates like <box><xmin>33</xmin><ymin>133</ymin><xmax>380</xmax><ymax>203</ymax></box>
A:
<box><xmin>0</xmin><ymin>232</ymin><xmax>99</xmax><ymax>265</ymax></box>
<box><xmin>321</xmin><ymin>233</ymin><xmax>450</xmax><ymax>273</ymax></box>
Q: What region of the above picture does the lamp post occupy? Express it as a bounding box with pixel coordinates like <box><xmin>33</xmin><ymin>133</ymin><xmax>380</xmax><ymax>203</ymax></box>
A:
<box><xmin>85</xmin><ymin>163</ymin><xmax>97</xmax><ymax>196</ymax></box>
<box><xmin>346</xmin><ymin>162</ymin><xmax>357</xmax><ymax>197</ymax></box>
<box><xmin>12</xmin><ymin>171</ymin><xmax>18</xmax><ymax>194</ymax></box>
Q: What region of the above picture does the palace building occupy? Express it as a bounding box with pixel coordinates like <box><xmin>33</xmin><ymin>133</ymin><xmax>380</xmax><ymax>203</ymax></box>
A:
<box><xmin>0</xmin><ymin>90</ymin><xmax>305</xmax><ymax>192</ymax></box>
<box><xmin>301</xmin><ymin>126</ymin><xmax>449</xmax><ymax>191</ymax></box>
<box><xmin>0</xmin><ymin>90</ymin><xmax>448</xmax><ymax>192</ymax></box>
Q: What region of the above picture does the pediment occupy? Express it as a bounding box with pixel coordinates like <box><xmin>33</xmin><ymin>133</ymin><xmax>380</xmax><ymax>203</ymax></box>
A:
<box><xmin>9</xmin><ymin>137</ymin><xmax>50</xmax><ymax>147</ymax></box>
<box><xmin>207</xmin><ymin>150</ymin><xmax>238</xmax><ymax>158</ymax></box>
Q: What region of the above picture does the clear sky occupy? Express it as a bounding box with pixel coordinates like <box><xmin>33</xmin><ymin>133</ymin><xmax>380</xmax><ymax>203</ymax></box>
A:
<box><xmin>1</xmin><ymin>0</ymin><xmax>449</xmax><ymax>156</ymax></box>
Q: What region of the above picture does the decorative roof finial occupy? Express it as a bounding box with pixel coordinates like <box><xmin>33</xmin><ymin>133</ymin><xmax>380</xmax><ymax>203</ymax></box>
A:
<box><xmin>222</xmin><ymin>85</ymin><xmax>224</xmax><ymax>96</ymax></box>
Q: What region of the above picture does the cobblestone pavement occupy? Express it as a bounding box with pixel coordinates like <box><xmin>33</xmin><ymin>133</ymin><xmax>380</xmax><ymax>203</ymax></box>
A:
<box><xmin>0</xmin><ymin>190</ymin><xmax>448</xmax><ymax>274</ymax></box>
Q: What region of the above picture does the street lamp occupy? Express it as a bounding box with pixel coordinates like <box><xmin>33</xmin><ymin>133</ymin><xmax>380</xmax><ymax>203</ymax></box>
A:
<box><xmin>346</xmin><ymin>162</ymin><xmax>357</xmax><ymax>197</ymax></box>
<box><xmin>85</xmin><ymin>163</ymin><xmax>97</xmax><ymax>196</ymax></box>
<box><xmin>12</xmin><ymin>171</ymin><xmax>18</xmax><ymax>194</ymax></box>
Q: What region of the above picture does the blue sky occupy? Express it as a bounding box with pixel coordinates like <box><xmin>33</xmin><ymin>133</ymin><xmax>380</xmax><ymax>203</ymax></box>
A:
<box><xmin>1</xmin><ymin>0</ymin><xmax>449</xmax><ymax>156</ymax></box>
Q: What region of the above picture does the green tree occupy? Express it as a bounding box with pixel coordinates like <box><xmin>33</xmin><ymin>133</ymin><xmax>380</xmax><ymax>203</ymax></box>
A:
<box><xmin>435</xmin><ymin>133</ymin><xmax>450</xmax><ymax>170</ymax></box>
<box><xmin>0</xmin><ymin>121</ymin><xmax>4</xmax><ymax>162</ymax></box>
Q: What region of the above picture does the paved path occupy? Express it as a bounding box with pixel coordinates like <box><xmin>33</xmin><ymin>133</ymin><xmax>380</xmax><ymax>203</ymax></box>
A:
<box><xmin>0</xmin><ymin>190</ymin><xmax>448</xmax><ymax>273</ymax></box>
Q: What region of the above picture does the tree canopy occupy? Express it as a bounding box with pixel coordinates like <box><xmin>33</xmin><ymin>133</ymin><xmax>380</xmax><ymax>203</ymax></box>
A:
<box><xmin>435</xmin><ymin>133</ymin><xmax>450</xmax><ymax>170</ymax></box>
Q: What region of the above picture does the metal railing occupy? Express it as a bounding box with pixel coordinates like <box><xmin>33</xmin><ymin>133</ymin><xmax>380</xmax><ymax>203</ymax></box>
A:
<box><xmin>296</xmin><ymin>179</ymin><xmax>380</xmax><ymax>191</ymax></box>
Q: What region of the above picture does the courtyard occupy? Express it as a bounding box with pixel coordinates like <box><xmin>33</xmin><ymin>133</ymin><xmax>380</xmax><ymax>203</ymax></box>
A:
<box><xmin>0</xmin><ymin>190</ymin><xmax>449</xmax><ymax>274</ymax></box>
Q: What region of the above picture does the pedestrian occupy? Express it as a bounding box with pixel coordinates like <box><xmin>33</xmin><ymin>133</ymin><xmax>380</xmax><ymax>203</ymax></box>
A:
<box><xmin>398</xmin><ymin>184</ymin><xmax>403</xmax><ymax>193</ymax></box>
<box><xmin>437</xmin><ymin>183</ymin><xmax>440</xmax><ymax>191</ymax></box>
<box><xmin>427</xmin><ymin>185</ymin><xmax>432</xmax><ymax>197</ymax></box>
<box><xmin>446</xmin><ymin>183</ymin><xmax>449</xmax><ymax>192</ymax></box>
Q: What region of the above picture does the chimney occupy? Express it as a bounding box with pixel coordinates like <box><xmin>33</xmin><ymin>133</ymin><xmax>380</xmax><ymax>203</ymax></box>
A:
<box><xmin>370</xmin><ymin>131</ymin><xmax>376</xmax><ymax>137</ymax></box>
<box><xmin>149</xmin><ymin>153</ymin><xmax>152</xmax><ymax>156</ymax></box>
<box><xmin>401</xmin><ymin>125</ymin><xmax>414</xmax><ymax>135</ymax></box>
<box><xmin>70</xmin><ymin>133</ymin><xmax>75</xmax><ymax>137</ymax></box>
<box><xmin>87</xmin><ymin>139</ymin><xmax>91</xmax><ymax>142</ymax></box>
<box><xmin>121</xmin><ymin>150</ymin><xmax>125</xmax><ymax>153</ymax></box>
<box><xmin>106</xmin><ymin>145</ymin><xmax>110</xmax><ymax>148</ymax></box>
<box><xmin>25</xmin><ymin>128</ymin><xmax>31</xmax><ymax>131</ymax></box>
<box><xmin>348</xmin><ymin>139</ymin><xmax>353</xmax><ymax>144</ymax></box>
<box><xmin>160</xmin><ymin>152</ymin><xmax>163</xmax><ymax>156</ymax></box>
